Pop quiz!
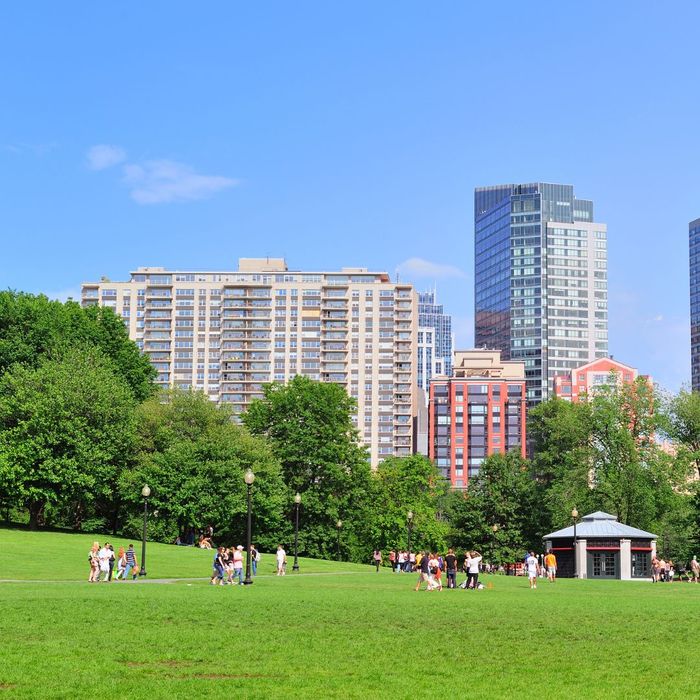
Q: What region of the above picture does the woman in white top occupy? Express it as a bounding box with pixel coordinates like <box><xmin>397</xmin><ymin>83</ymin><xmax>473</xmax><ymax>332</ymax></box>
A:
<box><xmin>98</xmin><ymin>544</ymin><xmax>111</xmax><ymax>582</ymax></box>
<box><xmin>276</xmin><ymin>545</ymin><xmax>287</xmax><ymax>576</ymax></box>
<box><xmin>466</xmin><ymin>550</ymin><xmax>482</xmax><ymax>589</ymax></box>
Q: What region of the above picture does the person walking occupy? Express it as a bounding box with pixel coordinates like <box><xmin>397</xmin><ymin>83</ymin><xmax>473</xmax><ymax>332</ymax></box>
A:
<box><xmin>98</xmin><ymin>542</ymin><xmax>111</xmax><ymax>582</ymax></box>
<box><xmin>526</xmin><ymin>551</ymin><xmax>540</xmax><ymax>589</ymax></box>
<box><xmin>210</xmin><ymin>547</ymin><xmax>226</xmax><ymax>586</ymax></box>
<box><xmin>389</xmin><ymin>550</ymin><xmax>396</xmax><ymax>573</ymax></box>
<box><xmin>107</xmin><ymin>544</ymin><xmax>116</xmax><ymax>582</ymax></box>
<box><xmin>88</xmin><ymin>542</ymin><xmax>100</xmax><ymax>582</ymax></box>
<box><xmin>414</xmin><ymin>551</ymin><xmax>431</xmax><ymax>591</ymax></box>
<box><xmin>544</xmin><ymin>549</ymin><xmax>557</xmax><ymax>582</ymax></box>
<box><xmin>372</xmin><ymin>549</ymin><xmax>382</xmax><ymax>572</ymax></box>
<box><xmin>233</xmin><ymin>545</ymin><xmax>244</xmax><ymax>585</ymax></box>
<box><xmin>276</xmin><ymin>545</ymin><xmax>287</xmax><ymax>576</ymax></box>
<box><xmin>123</xmin><ymin>544</ymin><xmax>138</xmax><ymax>580</ymax></box>
<box><xmin>114</xmin><ymin>546</ymin><xmax>126</xmax><ymax>580</ymax></box>
<box><xmin>466</xmin><ymin>550</ymin><xmax>482</xmax><ymax>590</ymax></box>
<box><xmin>250</xmin><ymin>544</ymin><xmax>259</xmax><ymax>577</ymax></box>
<box><xmin>445</xmin><ymin>548</ymin><xmax>458</xmax><ymax>589</ymax></box>
<box><xmin>397</xmin><ymin>550</ymin><xmax>405</xmax><ymax>573</ymax></box>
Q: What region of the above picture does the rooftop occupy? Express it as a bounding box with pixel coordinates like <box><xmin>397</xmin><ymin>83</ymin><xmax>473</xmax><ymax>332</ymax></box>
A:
<box><xmin>544</xmin><ymin>511</ymin><xmax>657</xmax><ymax>540</ymax></box>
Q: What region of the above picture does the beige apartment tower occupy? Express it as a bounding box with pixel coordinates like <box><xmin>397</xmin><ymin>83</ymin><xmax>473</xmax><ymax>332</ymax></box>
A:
<box><xmin>82</xmin><ymin>258</ymin><xmax>418</xmax><ymax>466</ymax></box>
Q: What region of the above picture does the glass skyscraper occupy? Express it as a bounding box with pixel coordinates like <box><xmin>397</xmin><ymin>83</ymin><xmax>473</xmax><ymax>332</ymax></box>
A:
<box><xmin>690</xmin><ymin>218</ymin><xmax>700</xmax><ymax>391</ymax></box>
<box><xmin>474</xmin><ymin>183</ymin><xmax>608</xmax><ymax>403</ymax></box>
<box><xmin>417</xmin><ymin>290</ymin><xmax>453</xmax><ymax>399</ymax></box>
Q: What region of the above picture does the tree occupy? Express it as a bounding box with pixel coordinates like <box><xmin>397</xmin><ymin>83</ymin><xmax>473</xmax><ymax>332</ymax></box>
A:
<box><xmin>122</xmin><ymin>390</ymin><xmax>286</xmax><ymax>549</ymax></box>
<box><xmin>366</xmin><ymin>455</ymin><xmax>449</xmax><ymax>554</ymax></box>
<box><xmin>445</xmin><ymin>452</ymin><xmax>539</xmax><ymax>563</ymax></box>
<box><xmin>0</xmin><ymin>348</ymin><xmax>137</xmax><ymax>528</ymax></box>
<box><xmin>0</xmin><ymin>291</ymin><xmax>155</xmax><ymax>400</ymax></box>
<box><xmin>661</xmin><ymin>388</ymin><xmax>700</xmax><ymax>479</ymax></box>
<box><xmin>242</xmin><ymin>376</ymin><xmax>372</xmax><ymax>561</ymax></box>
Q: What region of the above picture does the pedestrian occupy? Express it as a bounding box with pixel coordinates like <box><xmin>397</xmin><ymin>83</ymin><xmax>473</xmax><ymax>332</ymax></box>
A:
<box><xmin>408</xmin><ymin>551</ymin><xmax>416</xmax><ymax>572</ymax></box>
<box><xmin>107</xmin><ymin>544</ymin><xmax>115</xmax><ymax>582</ymax></box>
<box><xmin>397</xmin><ymin>550</ymin><xmax>405</xmax><ymax>573</ymax></box>
<box><xmin>389</xmin><ymin>550</ymin><xmax>396</xmax><ymax>573</ymax></box>
<box><xmin>88</xmin><ymin>542</ymin><xmax>100</xmax><ymax>582</ymax></box>
<box><xmin>466</xmin><ymin>550</ymin><xmax>482</xmax><ymax>590</ymax></box>
<box><xmin>414</xmin><ymin>551</ymin><xmax>431</xmax><ymax>591</ymax></box>
<box><xmin>98</xmin><ymin>542</ymin><xmax>111</xmax><ymax>582</ymax></box>
<box><xmin>445</xmin><ymin>548</ymin><xmax>458</xmax><ymax>589</ymax></box>
<box><xmin>526</xmin><ymin>551</ymin><xmax>540</xmax><ymax>589</ymax></box>
<box><xmin>250</xmin><ymin>544</ymin><xmax>259</xmax><ymax>577</ymax></box>
<box><xmin>115</xmin><ymin>547</ymin><xmax>126</xmax><ymax>580</ymax></box>
<box><xmin>691</xmin><ymin>556</ymin><xmax>700</xmax><ymax>583</ymax></box>
<box><xmin>276</xmin><ymin>545</ymin><xmax>286</xmax><ymax>576</ymax></box>
<box><xmin>544</xmin><ymin>549</ymin><xmax>557</xmax><ymax>582</ymax></box>
<box><xmin>233</xmin><ymin>545</ymin><xmax>244</xmax><ymax>584</ymax></box>
<box><xmin>123</xmin><ymin>544</ymin><xmax>137</xmax><ymax>580</ymax></box>
<box><xmin>373</xmin><ymin>549</ymin><xmax>382</xmax><ymax>572</ymax></box>
<box><xmin>210</xmin><ymin>547</ymin><xmax>226</xmax><ymax>586</ymax></box>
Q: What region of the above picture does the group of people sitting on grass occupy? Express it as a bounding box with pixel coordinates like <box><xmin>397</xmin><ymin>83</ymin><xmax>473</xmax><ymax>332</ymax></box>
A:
<box><xmin>88</xmin><ymin>542</ymin><xmax>138</xmax><ymax>582</ymax></box>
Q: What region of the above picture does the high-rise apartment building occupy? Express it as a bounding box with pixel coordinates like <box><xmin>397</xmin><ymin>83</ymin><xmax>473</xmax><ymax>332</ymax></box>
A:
<box><xmin>474</xmin><ymin>183</ymin><xmax>608</xmax><ymax>403</ymax></box>
<box><xmin>81</xmin><ymin>258</ymin><xmax>417</xmax><ymax>466</ymax></box>
<box><xmin>416</xmin><ymin>289</ymin><xmax>453</xmax><ymax>401</ymax></box>
<box><xmin>428</xmin><ymin>350</ymin><xmax>526</xmax><ymax>488</ymax></box>
<box><xmin>690</xmin><ymin>218</ymin><xmax>700</xmax><ymax>391</ymax></box>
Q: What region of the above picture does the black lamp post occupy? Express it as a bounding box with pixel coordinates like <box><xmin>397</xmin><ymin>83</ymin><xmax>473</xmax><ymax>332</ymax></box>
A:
<box><xmin>336</xmin><ymin>519</ymin><xmax>343</xmax><ymax>561</ymax></box>
<box><xmin>292</xmin><ymin>492</ymin><xmax>301</xmax><ymax>572</ymax></box>
<box><xmin>140</xmin><ymin>485</ymin><xmax>150</xmax><ymax>577</ymax></box>
<box><xmin>407</xmin><ymin>510</ymin><xmax>414</xmax><ymax>555</ymax></box>
<box><xmin>571</xmin><ymin>508</ymin><xmax>579</xmax><ymax>579</ymax></box>
<box><xmin>243</xmin><ymin>469</ymin><xmax>255</xmax><ymax>585</ymax></box>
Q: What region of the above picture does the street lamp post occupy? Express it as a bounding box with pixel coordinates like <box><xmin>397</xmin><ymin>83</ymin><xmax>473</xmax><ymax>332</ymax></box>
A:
<box><xmin>491</xmin><ymin>524</ymin><xmax>499</xmax><ymax>568</ymax></box>
<box><xmin>407</xmin><ymin>511</ymin><xmax>414</xmax><ymax>555</ymax></box>
<box><xmin>336</xmin><ymin>519</ymin><xmax>343</xmax><ymax>561</ymax></box>
<box><xmin>571</xmin><ymin>508</ymin><xmax>579</xmax><ymax>579</ymax></box>
<box><xmin>243</xmin><ymin>469</ymin><xmax>255</xmax><ymax>585</ymax></box>
<box><xmin>140</xmin><ymin>485</ymin><xmax>151</xmax><ymax>577</ymax></box>
<box><xmin>292</xmin><ymin>492</ymin><xmax>301</xmax><ymax>572</ymax></box>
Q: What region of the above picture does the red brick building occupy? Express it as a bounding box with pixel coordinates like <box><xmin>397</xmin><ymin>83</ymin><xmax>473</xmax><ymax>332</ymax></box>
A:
<box><xmin>429</xmin><ymin>350</ymin><xmax>527</xmax><ymax>488</ymax></box>
<box><xmin>553</xmin><ymin>357</ymin><xmax>648</xmax><ymax>402</ymax></box>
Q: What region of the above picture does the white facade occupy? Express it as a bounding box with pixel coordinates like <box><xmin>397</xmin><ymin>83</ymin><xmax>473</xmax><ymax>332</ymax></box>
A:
<box><xmin>82</xmin><ymin>258</ymin><xmax>417</xmax><ymax>466</ymax></box>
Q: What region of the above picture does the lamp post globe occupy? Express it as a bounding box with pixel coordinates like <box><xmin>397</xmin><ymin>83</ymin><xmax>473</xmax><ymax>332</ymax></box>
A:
<box><xmin>292</xmin><ymin>492</ymin><xmax>301</xmax><ymax>572</ymax></box>
<box><xmin>140</xmin><ymin>485</ymin><xmax>150</xmax><ymax>577</ymax></box>
<box><xmin>243</xmin><ymin>470</ymin><xmax>255</xmax><ymax>585</ymax></box>
<box><xmin>571</xmin><ymin>508</ymin><xmax>579</xmax><ymax>579</ymax></box>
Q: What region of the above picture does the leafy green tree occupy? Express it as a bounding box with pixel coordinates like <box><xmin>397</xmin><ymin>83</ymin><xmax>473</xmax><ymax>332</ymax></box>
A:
<box><xmin>122</xmin><ymin>390</ymin><xmax>286</xmax><ymax>550</ymax></box>
<box><xmin>661</xmin><ymin>388</ymin><xmax>700</xmax><ymax>479</ymax></box>
<box><xmin>445</xmin><ymin>451</ymin><xmax>539</xmax><ymax>563</ymax></box>
<box><xmin>365</xmin><ymin>454</ymin><xmax>449</xmax><ymax>555</ymax></box>
<box><xmin>242</xmin><ymin>376</ymin><xmax>372</xmax><ymax>561</ymax></box>
<box><xmin>0</xmin><ymin>348</ymin><xmax>137</xmax><ymax>528</ymax></box>
<box><xmin>0</xmin><ymin>291</ymin><xmax>155</xmax><ymax>400</ymax></box>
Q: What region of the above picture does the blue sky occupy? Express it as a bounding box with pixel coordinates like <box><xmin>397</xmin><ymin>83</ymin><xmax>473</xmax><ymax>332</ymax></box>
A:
<box><xmin>1</xmin><ymin>2</ymin><xmax>698</xmax><ymax>392</ymax></box>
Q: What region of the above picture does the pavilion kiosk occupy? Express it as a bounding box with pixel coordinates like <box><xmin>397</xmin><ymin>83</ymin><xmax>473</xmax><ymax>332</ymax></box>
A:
<box><xmin>543</xmin><ymin>511</ymin><xmax>657</xmax><ymax>580</ymax></box>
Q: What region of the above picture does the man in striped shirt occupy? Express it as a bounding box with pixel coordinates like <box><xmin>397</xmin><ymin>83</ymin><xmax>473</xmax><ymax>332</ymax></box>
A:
<box><xmin>123</xmin><ymin>544</ymin><xmax>138</xmax><ymax>580</ymax></box>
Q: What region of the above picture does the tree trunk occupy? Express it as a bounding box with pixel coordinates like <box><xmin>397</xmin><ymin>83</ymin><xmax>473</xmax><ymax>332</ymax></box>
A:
<box><xmin>28</xmin><ymin>501</ymin><xmax>43</xmax><ymax>530</ymax></box>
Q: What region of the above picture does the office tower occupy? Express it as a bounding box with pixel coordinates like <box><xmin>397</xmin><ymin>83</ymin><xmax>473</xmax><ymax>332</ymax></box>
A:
<box><xmin>690</xmin><ymin>218</ymin><xmax>700</xmax><ymax>391</ymax></box>
<box><xmin>553</xmin><ymin>357</ymin><xmax>647</xmax><ymax>401</ymax></box>
<box><xmin>82</xmin><ymin>258</ymin><xmax>417</xmax><ymax>466</ymax></box>
<box><xmin>474</xmin><ymin>183</ymin><xmax>608</xmax><ymax>403</ymax></box>
<box><xmin>417</xmin><ymin>290</ymin><xmax>453</xmax><ymax>398</ymax></box>
<box><xmin>428</xmin><ymin>350</ymin><xmax>526</xmax><ymax>488</ymax></box>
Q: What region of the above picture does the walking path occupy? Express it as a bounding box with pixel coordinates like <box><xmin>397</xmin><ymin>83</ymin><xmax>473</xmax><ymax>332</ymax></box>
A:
<box><xmin>0</xmin><ymin>571</ymin><xmax>367</xmax><ymax>584</ymax></box>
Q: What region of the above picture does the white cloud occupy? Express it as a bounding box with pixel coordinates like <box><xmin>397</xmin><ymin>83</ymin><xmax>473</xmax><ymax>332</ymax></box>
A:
<box><xmin>395</xmin><ymin>257</ymin><xmax>466</xmax><ymax>279</ymax></box>
<box><xmin>122</xmin><ymin>159</ymin><xmax>238</xmax><ymax>204</ymax></box>
<box><xmin>86</xmin><ymin>144</ymin><xmax>127</xmax><ymax>170</ymax></box>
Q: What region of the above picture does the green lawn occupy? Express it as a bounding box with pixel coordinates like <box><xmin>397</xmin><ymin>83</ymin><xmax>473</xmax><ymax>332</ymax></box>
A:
<box><xmin>1</xmin><ymin>528</ymin><xmax>698</xmax><ymax>699</ymax></box>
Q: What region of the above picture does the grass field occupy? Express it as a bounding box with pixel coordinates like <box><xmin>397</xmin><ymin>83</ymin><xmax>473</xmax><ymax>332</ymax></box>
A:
<box><xmin>1</xmin><ymin>528</ymin><xmax>699</xmax><ymax>699</ymax></box>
